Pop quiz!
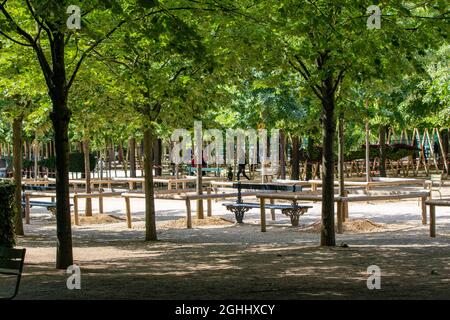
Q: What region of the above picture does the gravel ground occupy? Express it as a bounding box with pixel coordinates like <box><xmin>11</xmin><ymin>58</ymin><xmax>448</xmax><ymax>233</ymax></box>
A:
<box><xmin>4</xmin><ymin>185</ymin><xmax>450</xmax><ymax>300</ymax></box>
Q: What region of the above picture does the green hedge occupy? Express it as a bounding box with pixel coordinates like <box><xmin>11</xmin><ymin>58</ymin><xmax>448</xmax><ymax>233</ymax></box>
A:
<box><xmin>0</xmin><ymin>180</ymin><xmax>16</xmax><ymax>248</ymax></box>
<box><xmin>39</xmin><ymin>152</ymin><xmax>97</xmax><ymax>173</ymax></box>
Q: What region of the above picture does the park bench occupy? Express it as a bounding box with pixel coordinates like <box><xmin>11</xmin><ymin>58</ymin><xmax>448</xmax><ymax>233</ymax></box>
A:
<box><xmin>187</xmin><ymin>166</ymin><xmax>222</xmax><ymax>176</ymax></box>
<box><xmin>0</xmin><ymin>247</ymin><xmax>26</xmax><ymax>300</ymax></box>
<box><xmin>425</xmin><ymin>198</ymin><xmax>450</xmax><ymax>237</ymax></box>
<box><xmin>257</xmin><ymin>190</ymin><xmax>430</xmax><ymax>233</ymax></box>
<box><xmin>22</xmin><ymin>185</ymin><xmax>57</xmax><ymax>215</ymax></box>
<box><xmin>222</xmin><ymin>182</ymin><xmax>311</xmax><ymax>225</ymax></box>
<box><xmin>426</xmin><ymin>174</ymin><xmax>443</xmax><ymax>199</ymax></box>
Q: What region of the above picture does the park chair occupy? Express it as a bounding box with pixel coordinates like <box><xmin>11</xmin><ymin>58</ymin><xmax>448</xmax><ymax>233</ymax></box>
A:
<box><xmin>430</xmin><ymin>174</ymin><xmax>443</xmax><ymax>199</ymax></box>
<box><xmin>0</xmin><ymin>247</ymin><xmax>26</xmax><ymax>300</ymax></box>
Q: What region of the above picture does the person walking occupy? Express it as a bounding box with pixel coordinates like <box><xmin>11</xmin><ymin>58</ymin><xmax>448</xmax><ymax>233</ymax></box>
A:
<box><xmin>237</xmin><ymin>159</ymin><xmax>250</xmax><ymax>181</ymax></box>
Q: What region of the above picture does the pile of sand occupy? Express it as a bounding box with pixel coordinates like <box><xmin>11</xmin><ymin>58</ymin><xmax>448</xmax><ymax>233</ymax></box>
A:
<box><xmin>300</xmin><ymin>219</ymin><xmax>388</xmax><ymax>234</ymax></box>
<box><xmin>72</xmin><ymin>214</ymin><xmax>125</xmax><ymax>225</ymax></box>
<box><xmin>160</xmin><ymin>216</ymin><xmax>234</xmax><ymax>229</ymax></box>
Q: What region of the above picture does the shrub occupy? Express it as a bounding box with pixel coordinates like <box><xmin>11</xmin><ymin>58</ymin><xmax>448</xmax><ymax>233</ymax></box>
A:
<box><xmin>39</xmin><ymin>153</ymin><xmax>97</xmax><ymax>173</ymax></box>
<box><xmin>0</xmin><ymin>180</ymin><xmax>16</xmax><ymax>248</ymax></box>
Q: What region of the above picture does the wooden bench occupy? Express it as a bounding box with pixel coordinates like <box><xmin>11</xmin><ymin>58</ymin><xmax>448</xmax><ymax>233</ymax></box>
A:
<box><xmin>22</xmin><ymin>185</ymin><xmax>57</xmax><ymax>223</ymax></box>
<box><xmin>222</xmin><ymin>182</ymin><xmax>311</xmax><ymax>224</ymax></box>
<box><xmin>257</xmin><ymin>191</ymin><xmax>430</xmax><ymax>233</ymax></box>
<box><xmin>0</xmin><ymin>247</ymin><xmax>26</xmax><ymax>300</ymax></box>
<box><xmin>182</xmin><ymin>188</ymin><xmax>263</xmax><ymax>228</ymax></box>
<box><xmin>425</xmin><ymin>199</ymin><xmax>450</xmax><ymax>237</ymax></box>
<box><xmin>187</xmin><ymin>166</ymin><xmax>222</xmax><ymax>176</ymax></box>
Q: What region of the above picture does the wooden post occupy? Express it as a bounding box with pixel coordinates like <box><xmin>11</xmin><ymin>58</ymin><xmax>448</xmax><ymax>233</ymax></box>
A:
<box><xmin>207</xmin><ymin>188</ymin><xmax>212</xmax><ymax>217</ymax></box>
<box><xmin>125</xmin><ymin>197</ymin><xmax>132</xmax><ymax>229</ymax></box>
<box><xmin>270</xmin><ymin>198</ymin><xmax>275</xmax><ymax>221</ymax></box>
<box><xmin>421</xmin><ymin>196</ymin><xmax>427</xmax><ymax>225</ymax></box>
<box><xmin>186</xmin><ymin>198</ymin><xmax>192</xmax><ymax>229</ymax></box>
<box><xmin>25</xmin><ymin>194</ymin><xmax>30</xmax><ymax>225</ymax></box>
<box><xmin>436</xmin><ymin>129</ymin><xmax>449</xmax><ymax>174</ymax></box>
<box><xmin>99</xmin><ymin>187</ymin><xmax>104</xmax><ymax>214</ymax></box>
<box><xmin>73</xmin><ymin>196</ymin><xmax>79</xmax><ymax>226</ymax></box>
<box><xmin>430</xmin><ymin>204</ymin><xmax>436</xmax><ymax>237</ymax></box>
<box><xmin>260</xmin><ymin>197</ymin><xmax>266</xmax><ymax>232</ymax></box>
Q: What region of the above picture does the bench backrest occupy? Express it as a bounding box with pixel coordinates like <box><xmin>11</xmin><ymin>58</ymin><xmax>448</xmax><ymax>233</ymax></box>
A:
<box><xmin>430</xmin><ymin>174</ymin><xmax>442</xmax><ymax>183</ymax></box>
<box><xmin>22</xmin><ymin>185</ymin><xmax>56</xmax><ymax>192</ymax></box>
<box><xmin>232</xmin><ymin>182</ymin><xmax>302</xmax><ymax>192</ymax></box>
<box><xmin>0</xmin><ymin>248</ymin><xmax>26</xmax><ymax>273</ymax></box>
<box><xmin>0</xmin><ymin>247</ymin><xmax>26</xmax><ymax>300</ymax></box>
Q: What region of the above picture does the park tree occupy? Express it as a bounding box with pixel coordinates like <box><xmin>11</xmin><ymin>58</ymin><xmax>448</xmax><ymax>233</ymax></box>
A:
<box><xmin>0</xmin><ymin>0</ymin><xmax>216</xmax><ymax>268</ymax></box>
<box><xmin>231</xmin><ymin>0</ymin><xmax>449</xmax><ymax>246</ymax></box>
<box><xmin>94</xmin><ymin>6</ymin><xmax>236</xmax><ymax>240</ymax></box>
<box><xmin>0</xmin><ymin>40</ymin><xmax>47</xmax><ymax>236</ymax></box>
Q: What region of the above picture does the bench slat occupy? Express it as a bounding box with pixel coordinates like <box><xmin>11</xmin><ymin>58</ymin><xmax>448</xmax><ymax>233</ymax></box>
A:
<box><xmin>0</xmin><ymin>268</ymin><xmax>21</xmax><ymax>275</ymax></box>
<box><xmin>0</xmin><ymin>248</ymin><xmax>25</xmax><ymax>259</ymax></box>
<box><xmin>23</xmin><ymin>201</ymin><xmax>56</xmax><ymax>207</ymax></box>
<box><xmin>222</xmin><ymin>202</ymin><xmax>312</xmax><ymax>209</ymax></box>
<box><xmin>425</xmin><ymin>200</ymin><xmax>450</xmax><ymax>206</ymax></box>
<box><xmin>0</xmin><ymin>259</ymin><xmax>22</xmax><ymax>270</ymax></box>
<box><xmin>74</xmin><ymin>192</ymin><xmax>122</xmax><ymax>198</ymax></box>
<box><xmin>233</xmin><ymin>183</ymin><xmax>301</xmax><ymax>192</ymax></box>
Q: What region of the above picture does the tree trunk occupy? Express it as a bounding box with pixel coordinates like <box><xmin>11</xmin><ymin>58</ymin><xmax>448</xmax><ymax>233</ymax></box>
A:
<box><xmin>196</xmin><ymin>161</ymin><xmax>204</xmax><ymax>219</ymax></box>
<box><xmin>12</xmin><ymin>117</ymin><xmax>24</xmax><ymax>236</ymax></box>
<box><xmin>154</xmin><ymin>138</ymin><xmax>162</xmax><ymax>177</ymax></box>
<box><xmin>109</xmin><ymin>141</ymin><xmax>114</xmax><ymax>178</ymax></box>
<box><xmin>365</xmin><ymin>101</ymin><xmax>371</xmax><ymax>182</ymax></box>
<box><xmin>48</xmin><ymin>33</ymin><xmax>73</xmax><ymax>269</ymax></box>
<box><xmin>50</xmin><ymin>104</ymin><xmax>73</xmax><ymax>269</ymax></box>
<box><xmin>33</xmin><ymin>141</ymin><xmax>39</xmax><ymax>180</ymax></box>
<box><xmin>338</xmin><ymin>113</ymin><xmax>345</xmax><ymax>197</ymax></box>
<box><xmin>83</xmin><ymin>139</ymin><xmax>92</xmax><ymax>217</ymax></box>
<box><xmin>320</xmin><ymin>85</ymin><xmax>336</xmax><ymax>247</ymax></box>
<box><xmin>123</xmin><ymin>142</ymin><xmax>129</xmax><ymax>178</ymax></box>
<box><xmin>143</xmin><ymin>127</ymin><xmax>157</xmax><ymax>241</ymax></box>
<box><xmin>129</xmin><ymin>137</ymin><xmax>136</xmax><ymax>178</ymax></box>
<box><xmin>291</xmin><ymin>135</ymin><xmax>300</xmax><ymax>180</ymax></box>
<box><xmin>118</xmin><ymin>142</ymin><xmax>124</xmax><ymax>163</ymax></box>
<box><xmin>379</xmin><ymin>125</ymin><xmax>388</xmax><ymax>177</ymax></box>
<box><xmin>306</xmin><ymin>137</ymin><xmax>314</xmax><ymax>180</ymax></box>
<box><xmin>279</xmin><ymin>131</ymin><xmax>286</xmax><ymax>179</ymax></box>
<box><xmin>442</xmin><ymin>129</ymin><xmax>449</xmax><ymax>173</ymax></box>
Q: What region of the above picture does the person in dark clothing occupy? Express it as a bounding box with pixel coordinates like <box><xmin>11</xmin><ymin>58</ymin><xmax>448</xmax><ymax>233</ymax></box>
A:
<box><xmin>237</xmin><ymin>162</ymin><xmax>250</xmax><ymax>181</ymax></box>
<box><xmin>227</xmin><ymin>166</ymin><xmax>233</xmax><ymax>181</ymax></box>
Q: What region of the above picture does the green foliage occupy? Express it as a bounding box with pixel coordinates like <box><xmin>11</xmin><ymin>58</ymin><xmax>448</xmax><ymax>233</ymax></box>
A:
<box><xmin>38</xmin><ymin>157</ymin><xmax>56</xmax><ymax>170</ymax></box>
<box><xmin>346</xmin><ymin>145</ymin><xmax>417</xmax><ymax>162</ymax></box>
<box><xmin>39</xmin><ymin>153</ymin><xmax>96</xmax><ymax>173</ymax></box>
<box><xmin>0</xmin><ymin>180</ymin><xmax>16</xmax><ymax>248</ymax></box>
<box><xmin>68</xmin><ymin>153</ymin><xmax>97</xmax><ymax>173</ymax></box>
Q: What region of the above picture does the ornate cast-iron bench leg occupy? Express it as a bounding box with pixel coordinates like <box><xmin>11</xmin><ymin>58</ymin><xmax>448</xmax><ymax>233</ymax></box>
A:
<box><xmin>282</xmin><ymin>200</ymin><xmax>307</xmax><ymax>227</ymax></box>
<box><xmin>226</xmin><ymin>205</ymin><xmax>250</xmax><ymax>223</ymax></box>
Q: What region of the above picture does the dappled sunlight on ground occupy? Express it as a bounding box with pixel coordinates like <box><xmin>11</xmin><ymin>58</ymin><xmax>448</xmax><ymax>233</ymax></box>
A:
<box><xmin>13</xmin><ymin>186</ymin><xmax>450</xmax><ymax>299</ymax></box>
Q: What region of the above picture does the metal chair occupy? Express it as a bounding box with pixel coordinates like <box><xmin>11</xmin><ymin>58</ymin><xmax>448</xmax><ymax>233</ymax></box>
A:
<box><xmin>429</xmin><ymin>174</ymin><xmax>443</xmax><ymax>199</ymax></box>
<box><xmin>0</xmin><ymin>247</ymin><xmax>26</xmax><ymax>300</ymax></box>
